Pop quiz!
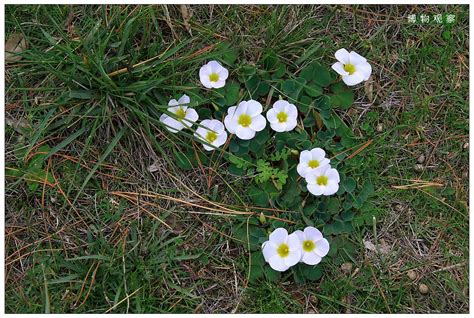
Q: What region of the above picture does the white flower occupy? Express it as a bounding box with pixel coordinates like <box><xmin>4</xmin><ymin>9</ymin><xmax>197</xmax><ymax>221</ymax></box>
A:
<box><xmin>159</xmin><ymin>94</ymin><xmax>198</xmax><ymax>133</ymax></box>
<box><xmin>331</xmin><ymin>48</ymin><xmax>372</xmax><ymax>86</ymax></box>
<box><xmin>294</xmin><ymin>227</ymin><xmax>330</xmax><ymax>265</ymax></box>
<box><xmin>224</xmin><ymin>100</ymin><xmax>266</xmax><ymax>140</ymax></box>
<box><xmin>199</xmin><ymin>60</ymin><xmax>229</xmax><ymax>89</ymax></box>
<box><xmin>194</xmin><ymin>119</ymin><xmax>228</xmax><ymax>151</ymax></box>
<box><xmin>266</xmin><ymin>100</ymin><xmax>298</xmax><ymax>132</ymax></box>
<box><xmin>305</xmin><ymin>165</ymin><xmax>340</xmax><ymax>196</ymax></box>
<box><xmin>296</xmin><ymin>148</ymin><xmax>330</xmax><ymax>178</ymax></box>
<box><xmin>262</xmin><ymin>228</ymin><xmax>301</xmax><ymax>272</ymax></box>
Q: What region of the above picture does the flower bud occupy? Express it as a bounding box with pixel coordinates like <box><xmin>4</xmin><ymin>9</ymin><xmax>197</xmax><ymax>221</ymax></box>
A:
<box><xmin>259</xmin><ymin>212</ymin><xmax>266</xmax><ymax>225</ymax></box>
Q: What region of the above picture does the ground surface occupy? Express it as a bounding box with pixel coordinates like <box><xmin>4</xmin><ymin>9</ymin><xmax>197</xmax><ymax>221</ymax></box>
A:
<box><xmin>4</xmin><ymin>4</ymin><xmax>469</xmax><ymax>313</ymax></box>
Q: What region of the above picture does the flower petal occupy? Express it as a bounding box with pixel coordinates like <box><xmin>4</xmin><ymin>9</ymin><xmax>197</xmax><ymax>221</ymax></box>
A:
<box><xmin>323</xmin><ymin>181</ymin><xmax>339</xmax><ymax>195</ymax></box>
<box><xmin>319</xmin><ymin>158</ymin><xmax>331</xmax><ymax>169</ymax></box>
<box><xmin>314</xmin><ymin>238</ymin><xmax>330</xmax><ymax>257</ymax></box>
<box><xmin>307</xmin><ymin>184</ymin><xmax>324</xmax><ymax>196</ymax></box>
<box><xmin>224</xmin><ymin>107</ymin><xmax>238</xmax><ymax>134</ymax></box>
<box><xmin>284</xmin><ymin>118</ymin><xmax>297</xmax><ymax>132</ymax></box>
<box><xmin>304</xmin><ymin>170</ymin><xmax>318</xmax><ymax>185</ymax></box>
<box><xmin>269</xmin><ymin>228</ymin><xmax>288</xmax><ymax>245</ymax></box>
<box><xmin>262</xmin><ymin>241</ymin><xmax>277</xmax><ymax>262</ymax></box>
<box><xmin>283</xmin><ymin>250</ymin><xmax>301</xmax><ymax>267</ymax></box>
<box><xmin>250</xmin><ymin>115</ymin><xmax>266</xmax><ymax>132</ymax></box>
<box><xmin>235</xmin><ymin>125</ymin><xmax>256</xmax><ymax>140</ymax></box>
<box><xmin>302</xmin><ymin>252</ymin><xmax>322</xmax><ymax>265</ymax></box>
<box><xmin>273</xmin><ymin>100</ymin><xmax>288</xmax><ymax>112</ymax></box>
<box><xmin>349</xmin><ymin>51</ymin><xmax>367</xmax><ymax>65</ymax></box>
<box><xmin>270</xmin><ymin>122</ymin><xmax>287</xmax><ymax>132</ymax></box>
<box><xmin>212</xmin><ymin>120</ymin><xmax>225</xmax><ymax>132</ymax></box>
<box><xmin>234</xmin><ymin>101</ymin><xmax>248</xmax><ymax>116</ymax></box>
<box><xmin>286</xmin><ymin>103</ymin><xmax>298</xmax><ymax>118</ymax></box>
<box><xmin>268</xmin><ymin>255</ymin><xmax>290</xmax><ymax>272</ymax></box>
<box><xmin>342</xmin><ymin>72</ymin><xmax>365</xmax><ymax>86</ymax></box>
<box><xmin>200</xmin><ymin>75</ymin><xmax>213</xmax><ymax>88</ymax></box>
<box><xmin>288</xmin><ymin>232</ymin><xmax>301</xmax><ymax>251</ymax></box>
<box><xmin>183</xmin><ymin>108</ymin><xmax>199</xmax><ymax>128</ymax></box>
<box><xmin>266</xmin><ymin>109</ymin><xmax>278</xmax><ymax>123</ymax></box>
<box><xmin>178</xmin><ymin>94</ymin><xmax>190</xmax><ymax>105</ymax></box>
<box><xmin>211</xmin><ymin>79</ymin><xmax>226</xmax><ymax>89</ymax></box>
<box><xmin>246</xmin><ymin>100</ymin><xmax>263</xmax><ymax>116</ymax></box>
<box><xmin>199</xmin><ymin>64</ymin><xmax>212</xmax><ymax>77</ymax></box>
<box><xmin>297</xmin><ymin>163</ymin><xmax>310</xmax><ymax>178</ymax></box>
<box><xmin>215</xmin><ymin>131</ymin><xmax>228</xmax><ymax>146</ymax></box>
<box><xmin>299</xmin><ymin>150</ymin><xmax>312</xmax><ymax>164</ymax></box>
<box><xmin>208</xmin><ymin>60</ymin><xmax>223</xmax><ymax>72</ymax></box>
<box><xmin>304</xmin><ymin>226</ymin><xmax>323</xmax><ymax>241</ymax></box>
<box><xmin>310</xmin><ymin>148</ymin><xmax>326</xmax><ymax>161</ymax></box>
<box><xmin>357</xmin><ymin>62</ymin><xmax>372</xmax><ymax>80</ymax></box>
<box><xmin>218</xmin><ymin>67</ymin><xmax>229</xmax><ymax>80</ymax></box>
<box><xmin>168</xmin><ymin>99</ymin><xmax>179</xmax><ymax>107</ymax></box>
<box><xmin>331</xmin><ymin>62</ymin><xmax>349</xmax><ymax>76</ymax></box>
<box><xmin>293</xmin><ymin>230</ymin><xmax>305</xmax><ymax>243</ymax></box>
<box><xmin>326</xmin><ymin>168</ymin><xmax>340</xmax><ymax>183</ymax></box>
<box><xmin>335</xmin><ymin>48</ymin><xmax>350</xmax><ymax>64</ymax></box>
<box><xmin>162</xmin><ymin>116</ymin><xmax>184</xmax><ymax>133</ymax></box>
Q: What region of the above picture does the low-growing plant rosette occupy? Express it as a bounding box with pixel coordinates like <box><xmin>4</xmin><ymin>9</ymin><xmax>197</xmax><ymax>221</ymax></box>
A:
<box><xmin>157</xmin><ymin>47</ymin><xmax>374</xmax><ymax>284</ymax></box>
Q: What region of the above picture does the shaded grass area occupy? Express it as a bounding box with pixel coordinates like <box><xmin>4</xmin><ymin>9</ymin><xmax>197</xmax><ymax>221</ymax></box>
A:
<box><xmin>5</xmin><ymin>4</ymin><xmax>469</xmax><ymax>313</ymax></box>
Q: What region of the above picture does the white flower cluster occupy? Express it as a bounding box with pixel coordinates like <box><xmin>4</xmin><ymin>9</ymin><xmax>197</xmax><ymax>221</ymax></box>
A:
<box><xmin>262</xmin><ymin>227</ymin><xmax>330</xmax><ymax>272</ymax></box>
<box><xmin>159</xmin><ymin>49</ymin><xmax>371</xmax><ymax>150</ymax></box>
<box><xmin>157</xmin><ymin>49</ymin><xmax>371</xmax><ymax>274</ymax></box>
<box><xmin>296</xmin><ymin>148</ymin><xmax>340</xmax><ymax>196</ymax></box>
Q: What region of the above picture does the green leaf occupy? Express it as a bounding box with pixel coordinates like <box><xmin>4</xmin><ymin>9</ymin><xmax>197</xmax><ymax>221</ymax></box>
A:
<box><xmin>248</xmin><ymin>186</ymin><xmax>269</xmax><ymax>206</ymax></box>
<box><xmin>282</xmin><ymin>78</ymin><xmax>305</xmax><ymax>101</ymax></box>
<box><xmin>272</xmin><ymin>63</ymin><xmax>286</xmax><ymax>79</ymax></box>
<box><xmin>330</xmin><ymin>82</ymin><xmax>354</xmax><ymax>109</ymax></box>
<box><xmin>175</xmin><ymin>152</ymin><xmax>194</xmax><ymax>170</ymax></box>
<box><xmin>304</xmin><ymin>83</ymin><xmax>322</xmax><ymax>97</ymax></box>
<box><xmin>302</xmin><ymin>265</ymin><xmax>323</xmax><ymax>281</ymax></box>
<box><xmin>264</xmin><ymin>267</ymin><xmax>281</xmax><ymax>282</ymax></box>
<box><xmin>69</xmin><ymin>90</ymin><xmax>94</xmax><ymax>99</ymax></box>
<box><xmin>300</xmin><ymin>63</ymin><xmax>332</xmax><ymax>87</ymax></box>
<box><xmin>312</xmin><ymin>64</ymin><xmax>333</xmax><ymax>87</ymax></box>
<box><xmin>249</xmin><ymin>265</ymin><xmax>264</xmax><ymax>282</ymax></box>
<box><xmin>241</xmin><ymin>65</ymin><xmax>257</xmax><ymax>76</ymax></box>
<box><xmin>327</xmin><ymin>197</ymin><xmax>341</xmax><ymax>214</ymax></box>
<box><xmin>225</xmin><ymin>82</ymin><xmax>240</xmax><ymax>105</ymax></box>
<box><xmin>342</xmin><ymin>177</ymin><xmax>356</xmax><ymax>193</ymax></box>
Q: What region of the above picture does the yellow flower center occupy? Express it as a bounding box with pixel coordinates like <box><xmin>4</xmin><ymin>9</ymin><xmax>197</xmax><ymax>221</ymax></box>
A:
<box><xmin>209</xmin><ymin>73</ymin><xmax>219</xmax><ymax>82</ymax></box>
<box><xmin>238</xmin><ymin>114</ymin><xmax>252</xmax><ymax>127</ymax></box>
<box><xmin>308</xmin><ymin>160</ymin><xmax>319</xmax><ymax>168</ymax></box>
<box><xmin>175</xmin><ymin>107</ymin><xmax>186</xmax><ymax>120</ymax></box>
<box><xmin>205</xmin><ymin>131</ymin><xmax>217</xmax><ymax>143</ymax></box>
<box><xmin>316</xmin><ymin>175</ymin><xmax>329</xmax><ymax>186</ymax></box>
<box><xmin>276</xmin><ymin>111</ymin><xmax>288</xmax><ymax>123</ymax></box>
<box><xmin>303</xmin><ymin>240</ymin><xmax>315</xmax><ymax>252</ymax></box>
<box><xmin>277</xmin><ymin>243</ymin><xmax>290</xmax><ymax>258</ymax></box>
<box><xmin>343</xmin><ymin>63</ymin><xmax>356</xmax><ymax>75</ymax></box>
